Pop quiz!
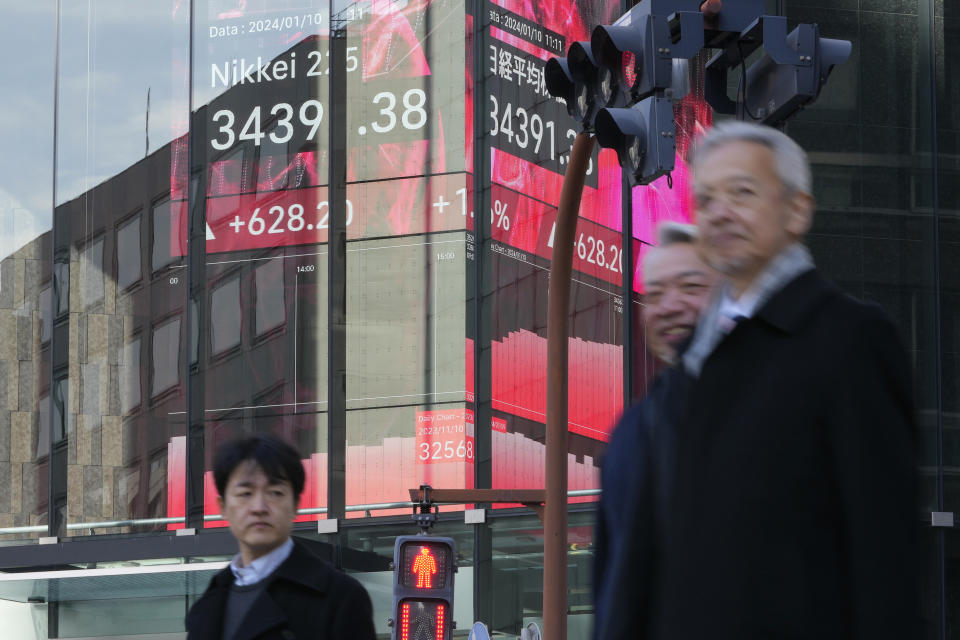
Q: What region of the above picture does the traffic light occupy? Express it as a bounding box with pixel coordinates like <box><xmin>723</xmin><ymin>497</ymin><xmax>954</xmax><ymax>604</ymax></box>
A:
<box><xmin>544</xmin><ymin>41</ymin><xmax>602</xmax><ymax>127</ymax></box>
<box><xmin>547</xmin><ymin>2</ymin><xmax>851</xmax><ymax>184</ymax></box>
<box><xmin>742</xmin><ymin>22</ymin><xmax>852</xmax><ymax>125</ymax></box>
<box><xmin>391</xmin><ymin>536</ymin><xmax>456</xmax><ymax>640</ymax></box>
<box><xmin>705</xmin><ymin>15</ymin><xmax>851</xmax><ymax>126</ymax></box>
<box><xmin>594</xmin><ymin>95</ymin><xmax>676</xmax><ymax>185</ymax></box>
<box><xmin>590</xmin><ymin>4</ymin><xmax>704</xmax><ymax>103</ymax></box>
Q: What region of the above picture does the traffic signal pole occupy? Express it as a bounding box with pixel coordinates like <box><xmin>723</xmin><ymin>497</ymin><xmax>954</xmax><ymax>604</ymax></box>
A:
<box><xmin>544</xmin><ymin>132</ymin><xmax>595</xmax><ymax>640</ymax></box>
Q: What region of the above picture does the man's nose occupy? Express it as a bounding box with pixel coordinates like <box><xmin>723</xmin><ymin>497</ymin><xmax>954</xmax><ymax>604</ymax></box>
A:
<box><xmin>250</xmin><ymin>493</ymin><xmax>268</xmax><ymax>511</ymax></box>
<box><xmin>655</xmin><ymin>288</ymin><xmax>687</xmax><ymax>315</ymax></box>
<box><xmin>700</xmin><ymin>196</ymin><xmax>736</xmax><ymax>224</ymax></box>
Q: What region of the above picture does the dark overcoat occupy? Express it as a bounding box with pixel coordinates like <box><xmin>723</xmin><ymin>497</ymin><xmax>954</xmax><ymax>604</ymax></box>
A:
<box><xmin>186</xmin><ymin>539</ymin><xmax>376</xmax><ymax>640</ymax></box>
<box><xmin>653</xmin><ymin>269</ymin><xmax>919</xmax><ymax>639</ymax></box>
<box><xmin>593</xmin><ymin>367</ymin><xmax>690</xmax><ymax>640</ymax></box>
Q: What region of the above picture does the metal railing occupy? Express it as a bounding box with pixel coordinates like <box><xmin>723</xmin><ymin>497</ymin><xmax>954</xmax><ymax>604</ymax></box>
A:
<box><xmin>0</xmin><ymin>490</ymin><xmax>601</xmax><ymax>537</ymax></box>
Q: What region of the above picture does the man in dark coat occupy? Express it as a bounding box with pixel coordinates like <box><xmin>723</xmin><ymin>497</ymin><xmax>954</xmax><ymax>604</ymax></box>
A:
<box><xmin>186</xmin><ymin>434</ymin><xmax>376</xmax><ymax>640</ymax></box>
<box><xmin>593</xmin><ymin>223</ymin><xmax>716</xmax><ymax>640</ymax></box>
<box><xmin>652</xmin><ymin>122</ymin><xmax>918</xmax><ymax>639</ymax></box>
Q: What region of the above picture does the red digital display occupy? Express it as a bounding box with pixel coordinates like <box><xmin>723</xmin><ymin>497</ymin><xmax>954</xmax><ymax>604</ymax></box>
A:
<box><xmin>170</xmin><ymin>173</ymin><xmax>471</xmax><ymax>256</ymax></box>
<box><xmin>400</xmin><ymin>601</ymin><xmax>447</xmax><ymax>640</ymax></box>
<box><xmin>400</xmin><ymin>542</ymin><xmax>449</xmax><ymax>589</ymax></box>
<box><xmin>412</xmin><ymin>547</ymin><xmax>438</xmax><ymax>588</ymax></box>
<box><xmin>176</xmin><ymin>0</ymin><xmax>468</xmax><ymax>257</ymax></box>
<box><xmin>479</xmin><ymin>0</ymin><xmax>712</xmax><ymax>454</ymax></box>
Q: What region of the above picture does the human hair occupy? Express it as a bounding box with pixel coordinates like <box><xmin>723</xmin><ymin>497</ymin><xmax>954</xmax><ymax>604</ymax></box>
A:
<box><xmin>213</xmin><ymin>433</ymin><xmax>306</xmax><ymax>502</ymax></box>
<box><xmin>691</xmin><ymin>121</ymin><xmax>811</xmax><ymax>196</ymax></box>
<box><xmin>657</xmin><ymin>221</ymin><xmax>698</xmax><ymax>246</ymax></box>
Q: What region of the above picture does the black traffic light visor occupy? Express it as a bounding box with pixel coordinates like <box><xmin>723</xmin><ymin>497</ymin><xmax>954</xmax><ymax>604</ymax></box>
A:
<box><xmin>546</xmin><ymin>43</ymin><xmax>599</xmax><ymax>124</ymax></box>
<box><xmin>544</xmin><ymin>57</ymin><xmax>576</xmax><ymax>102</ymax></box>
<box><xmin>567</xmin><ymin>41</ymin><xmax>599</xmax><ymax>81</ymax></box>
<box><xmin>595</xmin><ymin>106</ymin><xmax>646</xmax><ymax>172</ymax></box>
<box><xmin>591</xmin><ymin>25</ymin><xmax>642</xmax><ymax>71</ymax></box>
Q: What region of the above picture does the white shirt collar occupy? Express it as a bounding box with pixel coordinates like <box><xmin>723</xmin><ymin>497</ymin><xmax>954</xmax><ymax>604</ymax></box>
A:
<box><xmin>718</xmin><ymin>283</ymin><xmax>761</xmax><ymax>321</ymax></box>
<box><xmin>229</xmin><ymin>537</ymin><xmax>294</xmax><ymax>587</ymax></box>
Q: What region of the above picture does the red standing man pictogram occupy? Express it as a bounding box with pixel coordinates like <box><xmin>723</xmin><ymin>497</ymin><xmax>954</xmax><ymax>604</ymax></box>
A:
<box><xmin>411</xmin><ymin>547</ymin><xmax>437</xmax><ymax>588</ymax></box>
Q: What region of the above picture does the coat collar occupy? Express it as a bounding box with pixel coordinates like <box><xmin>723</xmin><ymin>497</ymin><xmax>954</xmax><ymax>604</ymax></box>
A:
<box><xmin>187</xmin><ymin>538</ymin><xmax>333</xmax><ymax>639</ymax></box>
<box><xmin>754</xmin><ymin>268</ymin><xmax>836</xmax><ymax>334</ymax></box>
<box><xmin>206</xmin><ymin>537</ymin><xmax>333</xmax><ymax>593</ymax></box>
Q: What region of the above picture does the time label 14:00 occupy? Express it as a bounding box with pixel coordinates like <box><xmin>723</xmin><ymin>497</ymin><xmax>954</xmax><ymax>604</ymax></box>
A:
<box><xmin>210</xmin><ymin>89</ymin><xmax>428</xmax><ymax>150</ymax></box>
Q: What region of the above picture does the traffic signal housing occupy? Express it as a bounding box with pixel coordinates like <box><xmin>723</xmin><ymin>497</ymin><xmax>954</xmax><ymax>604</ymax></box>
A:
<box><xmin>591</xmin><ymin>6</ymin><xmax>704</xmax><ymax>103</ymax></box>
<box><xmin>545</xmin><ymin>1</ymin><xmax>852</xmax><ymax>184</ymax></box>
<box><xmin>705</xmin><ymin>16</ymin><xmax>852</xmax><ymax>126</ymax></box>
<box><xmin>743</xmin><ymin>22</ymin><xmax>852</xmax><ymax>125</ymax></box>
<box><xmin>545</xmin><ymin>41</ymin><xmax>603</xmax><ymax>128</ymax></box>
<box><xmin>391</xmin><ymin>536</ymin><xmax>456</xmax><ymax>640</ymax></box>
<box><xmin>595</xmin><ymin>95</ymin><xmax>676</xmax><ymax>185</ymax></box>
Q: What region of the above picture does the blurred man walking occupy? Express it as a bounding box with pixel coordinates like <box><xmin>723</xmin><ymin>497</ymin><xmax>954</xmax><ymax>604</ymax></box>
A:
<box><xmin>654</xmin><ymin>121</ymin><xmax>918</xmax><ymax>639</ymax></box>
<box><xmin>593</xmin><ymin>222</ymin><xmax>717</xmax><ymax>640</ymax></box>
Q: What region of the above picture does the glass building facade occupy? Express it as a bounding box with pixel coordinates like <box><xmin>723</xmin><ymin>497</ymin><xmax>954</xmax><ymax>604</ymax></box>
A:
<box><xmin>0</xmin><ymin>0</ymin><xmax>955</xmax><ymax>637</ymax></box>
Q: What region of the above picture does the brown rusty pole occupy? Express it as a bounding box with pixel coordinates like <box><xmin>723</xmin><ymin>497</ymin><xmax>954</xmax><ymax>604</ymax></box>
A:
<box><xmin>543</xmin><ymin>132</ymin><xmax>595</xmax><ymax>640</ymax></box>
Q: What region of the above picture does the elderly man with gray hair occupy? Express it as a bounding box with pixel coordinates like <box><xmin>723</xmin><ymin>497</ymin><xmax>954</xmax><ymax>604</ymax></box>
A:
<box><xmin>651</xmin><ymin>121</ymin><xmax>919</xmax><ymax>639</ymax></box>
<box><xmin>593</xmin><ymin>220</ymin><xmax>718</xmax><ymax>640</ymax></box>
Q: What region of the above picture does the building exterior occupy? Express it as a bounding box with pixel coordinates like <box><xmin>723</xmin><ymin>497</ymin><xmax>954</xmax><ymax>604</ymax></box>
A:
<box><xmin>0</xmin><ymin>0</ymin><xmax>955</xmax><ymax>638</ymax></box>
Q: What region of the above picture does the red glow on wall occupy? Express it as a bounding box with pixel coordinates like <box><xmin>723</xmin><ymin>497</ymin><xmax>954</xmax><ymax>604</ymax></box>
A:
<box><xmin>412</xmin><ymin>547</ymin><xmax>438</xmax><ymax>588</ymax></box>
<box><xmin>492</xmin><ymin>329</ymin><xmax>622</xmax><ymax>442</ymax></box>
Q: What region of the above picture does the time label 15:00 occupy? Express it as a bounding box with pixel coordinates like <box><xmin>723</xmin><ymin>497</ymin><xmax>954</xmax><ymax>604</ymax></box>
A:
<box><xmin>211</xmin><ymin>89</ymin><xmax>428</xmax><ymax>150</ymax></box>
<box><xmin>227</xmin><ymin>201</ymin><xmax>355</xmax><ymax>236</ymax></box>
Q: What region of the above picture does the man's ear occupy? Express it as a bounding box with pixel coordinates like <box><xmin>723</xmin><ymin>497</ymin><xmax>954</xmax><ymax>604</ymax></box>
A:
<box><xmin>785</xmin><ymin>190</ymin><xmax>814</xmax><ymax>238</ymax></box>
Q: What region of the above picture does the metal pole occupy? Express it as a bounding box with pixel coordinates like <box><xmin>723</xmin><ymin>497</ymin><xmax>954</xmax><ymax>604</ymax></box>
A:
<box><xmin>543</xmin><ymin>132</ymin><xmax>594</xmax><ymax>640</ymax></box>
<box><xmin>327</xmin><ymin>16</ymin><xmax>348</xmax><ymax>523</ymax></box>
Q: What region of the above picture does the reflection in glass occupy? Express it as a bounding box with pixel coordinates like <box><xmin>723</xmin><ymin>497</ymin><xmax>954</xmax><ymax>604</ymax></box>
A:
<box><xmin>54</xmin><ymin>261</ymin><xmax>69</xmax><ymax>315</ymax></box>
<box><xmin>211</xmin><ymin>276</ymin><xmax>242</xmax><ymax>354</ymax></box>
<box><xmin>39</xmin><ymin>286</ymin><xmax>52</xmax><ymax>343</ymax></box>
<box><xmin>255</xmin><ymin>257</ymin><xmax>286</xmax><ymax>335</ymax></box>
<box><xmin>121</xmin><ymin>337</ymin><xmax>142</xmax><ymax>415</ymax></box>
<box><xmin>36</xmin><ymin>393</ymin><xmax>51</xmax><ymax>458</ymax></box>
<box><xmin>151</xmin><ymin>199</ymin><xmax>176</xmax><ymax>274</ymax></box>
<box><xmin>53</xmin><ymin>377</ymin><xmax>68</xmax><ymax>442</ymax></box>
<box><xmin>152</xmin><ymin>317</ymin><xmax>181</xmax><ymax>397</ymax></box>
<box><xmin>80</xmin><ymin>238</ymin><xmax>105</xmax><ymax>310</ymax></box>
<box><xmin>117</xmin><ymin>215</ymin><xmax>142</xmax><ymax>291</ymax></box>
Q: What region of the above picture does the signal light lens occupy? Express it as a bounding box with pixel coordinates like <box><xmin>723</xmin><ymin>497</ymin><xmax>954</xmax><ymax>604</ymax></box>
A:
<box><xmin>400</xmin><ymin>542</ymin><xmax>450</xmax><ymax>589</ymax></box>
<box><xmin>622</xmin><ymin>51</ymin><xmax>637</xmax><ymax>91</ymax></box>
<box><xmin>401</xmin><ymin>602</ymin><xmax>410</xmax><ymax>640</ymax></box>
<box><xmin>598</xmin><ymin>67</ymin><xmax>615</xmax><ymax>105</ymax></box>
<box><xmin>575</xmin><ymin>83</ymin><xmax>590</xmax><ymax>120</ymax></box>
<box><xmin>627</xmin><ymin>136</ymin><xmax>644</xmax><ymax>172</ymax></box>
<box><xmin>399</xmin><ymin>600</ymin><xmax>447</xmax><ymax>640</ymax></box>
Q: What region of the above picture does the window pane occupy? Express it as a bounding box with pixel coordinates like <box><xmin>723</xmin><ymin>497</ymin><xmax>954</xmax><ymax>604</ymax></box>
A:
<box><xmin>152</xmin><ymin>317</ymin><xmax>181</xmax><ymax>397</ymax></box>
<box><xmin>121</xmin><ymin>337</ymin><xmax>142</xmax><ymax>415</ymax></box>
<box><xmin>117</xmin><ymin>215</ymin><xmax>142</xmax><ymax>291</ymax></box>
<box><xmin>255</xmin><ymin>257</ymin><xmax>286</xmax><ymax>336</ymax></box>
<box><xmin>211</xmin><ymin>276</ymin><xmax>241</xmax><ymax>355</ymax></box>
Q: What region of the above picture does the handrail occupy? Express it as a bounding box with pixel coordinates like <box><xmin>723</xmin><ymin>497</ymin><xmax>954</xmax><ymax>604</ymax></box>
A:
<box><xmin>0</xmin><ymin>490</ymin><xmax>601</xmax><ymax>536</ymax></box>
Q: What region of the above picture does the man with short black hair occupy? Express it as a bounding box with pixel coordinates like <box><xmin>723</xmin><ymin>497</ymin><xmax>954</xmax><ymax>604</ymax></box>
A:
<box><xmin>186</xmin><ymin>434</ymin><xmax>376</xmax><ymax>640</ymax></box>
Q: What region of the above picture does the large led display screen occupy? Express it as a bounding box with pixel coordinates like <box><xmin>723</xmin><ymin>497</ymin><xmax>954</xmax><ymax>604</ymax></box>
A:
<box><xmin>165</xmin><ymin>0</ymin><xmax>473</xmax><ymax>524</ymax></box>
<box><xmin>480</xmin><ymin>0</ymin><xmax>627</xmax><ymax>462</ymax></box>
<box><xmin>479</xmin><ymin>0</ymin><xmax>710</xmax><ymax>461</ymax></box>
<box><xmin>175</xmin><ymin>0</ymin><xmax>468</xmax><ymax>257</ymax></box>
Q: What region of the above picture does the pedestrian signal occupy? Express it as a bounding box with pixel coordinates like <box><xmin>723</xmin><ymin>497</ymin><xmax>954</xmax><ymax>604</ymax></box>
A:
<box><xmin>391</xmin><ymin>536</ymin><xmax>456</xmax><ymax>640</ymax></box>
